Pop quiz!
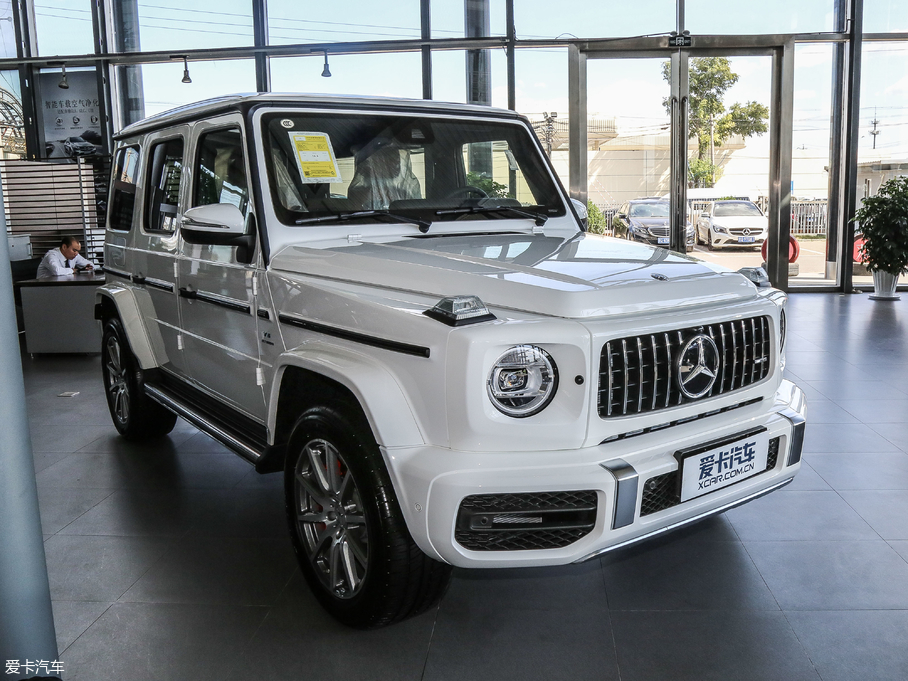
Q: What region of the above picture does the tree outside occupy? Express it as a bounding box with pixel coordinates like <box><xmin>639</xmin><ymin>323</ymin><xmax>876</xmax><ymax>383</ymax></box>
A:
<box><xmin>662</xmin><ymin>57</ymin><xmax>769</xmax><ymax>188</ymax></box>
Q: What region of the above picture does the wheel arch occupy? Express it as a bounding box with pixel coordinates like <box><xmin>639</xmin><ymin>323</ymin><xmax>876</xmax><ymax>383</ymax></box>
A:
<box><xmin>95</xmin><ymin>286</ymin><xmax>159</xmax><ymax>370</ymax></box>
<box><xmin>269</xmin><ymin>343</ymin><xmax>425</xmax><ymax>456</ymax></box>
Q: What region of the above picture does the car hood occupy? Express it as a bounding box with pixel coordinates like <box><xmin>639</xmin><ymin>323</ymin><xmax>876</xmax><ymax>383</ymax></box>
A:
<box><xmin>270</xmin><ymin>231</ymin><xmax>759</xmax><ymax>318</ymax></box>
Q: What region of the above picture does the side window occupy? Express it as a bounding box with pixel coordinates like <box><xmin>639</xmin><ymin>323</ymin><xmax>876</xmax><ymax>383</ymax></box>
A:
<box><xmin>145</xmin><ymin>138</ymin><xmax>184</xmax><ymax>233</ymax></box>
<box><xmin>193</xmin><ymin>127</ymin><xmax>249</xmax><ymax>214</ymax></box>
<box><xmin>109</xmin><ymin>146</ymin><xmax>140</xmax><ymax>231</ymax></box>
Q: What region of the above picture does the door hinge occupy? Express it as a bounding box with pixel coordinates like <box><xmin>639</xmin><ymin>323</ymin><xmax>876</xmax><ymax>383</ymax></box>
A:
<box><xmin>255</xmin><ymin>367</ymin><xmax>265</xmax><ymax>386</ymax></box>
<box><xmin>176</xmin><ymin>334</ymin><xmax>183</xmax><ymax>350</ymax></box>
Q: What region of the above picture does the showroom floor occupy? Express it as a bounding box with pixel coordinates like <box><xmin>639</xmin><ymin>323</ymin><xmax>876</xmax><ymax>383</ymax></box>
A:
<box><xmin>21</xmin><ymin>292</ymin><xmax>908</xmax><ymax>681</ymax></box>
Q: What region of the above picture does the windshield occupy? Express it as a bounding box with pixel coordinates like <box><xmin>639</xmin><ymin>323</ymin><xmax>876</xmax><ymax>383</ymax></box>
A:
<box><xmin>629</xmin><ymin>202</ymin><xmax>670</xmax><ymax>218</ymax></box>
<box><xmin>262</xmin><ymin>112</ymin><xmax>565</xmax><ymax>227</ymax></box>
<box><xmin>714</xmin><ymin>201</ymin><xmax>763</xmax><ymax>217</ymax></box>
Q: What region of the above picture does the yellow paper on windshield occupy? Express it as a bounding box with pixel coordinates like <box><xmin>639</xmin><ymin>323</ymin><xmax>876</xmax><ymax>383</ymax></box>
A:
<box><xmin>288</xmin><ymin>132</ymin><xmax>342</xmax><ymax>183</ymax></box>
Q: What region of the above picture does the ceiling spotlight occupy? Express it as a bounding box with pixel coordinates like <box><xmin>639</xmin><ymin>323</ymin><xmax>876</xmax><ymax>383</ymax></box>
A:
<box><xmin>181</xmin><ymin>57</ymin><xmax>192</xmax><ymax>84</ymax></box>
<box><xmin>321</xmin><ymin>50</ymin><xmax>331</xmax><ymax>78</ymax></box>
<box><xmin>58</xmin><ymin>63</ymin><xmax>69</xmax><ymax>90</ymax></box>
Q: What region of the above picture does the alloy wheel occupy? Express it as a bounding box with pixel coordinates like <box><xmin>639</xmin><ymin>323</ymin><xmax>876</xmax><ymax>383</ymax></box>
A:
<box><xmin>105</xmin><ymin>335</ymin><xmax>130</xmax><ymax>425</ymax></box>
<box><xmin>294</xmin><ymin>438</ymin><xmax>369</xmax><ymax>599</ymax></box>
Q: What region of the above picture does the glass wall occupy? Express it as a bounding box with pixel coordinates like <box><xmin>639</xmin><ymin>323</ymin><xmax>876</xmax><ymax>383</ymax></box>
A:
<box><xmin>855</xmin><ymin>41</ymin><xmax>908</xmax><ymax>287</ymax></box>
<box><xmin>127</xmin><ymin>0</ymin><xmax>254</xmax><ymax>52</ymax></box>
<box><xmin>269</xmin><ymin>0</ymin><xmax>420</xmax><ymax>44</ymax></box>
<box><xmin>432</xmin><ymin>48</ymin><xmax>508</xmax><ymax>107</ymax></box>
<box><xmin>432</xmin><ymin>0</ymin><xmax>506</xmax><ymax>39</ymax></box>
<box><xmin>138</xmin><ymin>60</ymin><xmax>256</xmax><ymax>119</ymax></box>
<box><xmin>0</xmin><ymin>0</ymin><xmax>17</xmax><ymax>59</ymax></box>
<box><xmin>33</xmin><ymin>0</ymin><xmax>95</xmax><ymax>56</ymax></box>
<box><xmin>863</xmin><ymin>0</ymin><xmax>908</xmax><ymax>33</ymax></box>
<box><xmin>271</xmin><ymin>52</ymin><xmax>422</xmax><ymax>99</ymax></box>
<box><xmin>514</xmin><ymin>0</ymin><xmax>674</xmax><ymax>39</ymax></box>
<box><xmin>686</xmin><ymin>0</ymin><xmax>835</xmax><ymax>34</ymax></box>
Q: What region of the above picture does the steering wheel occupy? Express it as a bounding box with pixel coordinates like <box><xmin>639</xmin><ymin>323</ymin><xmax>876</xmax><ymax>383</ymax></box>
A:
<box><xmin>444</xmin><ymin>185</ymin><xmax>489</xmax><ymax>201</ymax></box>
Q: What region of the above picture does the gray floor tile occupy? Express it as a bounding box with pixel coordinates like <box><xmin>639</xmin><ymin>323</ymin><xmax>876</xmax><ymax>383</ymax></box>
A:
<box><xmin>44</xmin><ymin>534</ymin><xmax>171</xmax><ymax>601</ymax></box>
<box><xmin>801</xmin><ymin>423</ymin><xmax>903</xmax><ymax>453</ymax></box>
<box><xmin>725</xmin><ymin>490</ymin><xmax>877</xmax><ymax>541</ymax></box>
<box><xmin>780</xmin><ymin>460</ymin><xmax>831</xmax><ymax>491</ymax></box>
<box><xmin>228</xmin><ymin>575</ymin><xmax>437</xmax><ymax>681</ymax></box>
<box><xmin>610</xmin><ymin>611</ymin><xmax>820</xmax><ymax>681</ymax></box>
<box><xmin>869</xmin><ymin>421</ymin><xmax>908</xmax><ymax>453</ymax></box>
<box><xmin>182</xmin><ymin>488</ymin><xmax>288</xmax><ymax>539</ymax></box>
<box><xmin>600</xmin><ymin>535</ymin><xmax>778</xmax><ymax>611</ymax></box>
<box><xmin>807</xmin><ymin>451</ymin><xmax>908</xmax><ymax>490</ymax></box>
<box><xmin>51</xmin><ymin>600</ymin><xmax>112</xmax><ymax>653</ymax></box>
<box><xmin>889</xmin><ymin>541</ymin><xmax>908</xmax><ymax>563</ymax></box>
<box><xmin>60</xmin><ymin>602</ymin><xmax>267</xmax><ymax>681</ymax></box>
<box><xmin>838</xmin><ymin>489</ymin><xmax>908</xmax><ymax>540</ymax></box>
<box><xmin>838</xmin><ymin>399</ymin><xmax>908</xmax><ymax>424</ymax></box>
<box><xmin>36</xmin><ymin>486</ymin><xmax>116</xmax><ymax>535</ymax></box>
<box><xmin>57</xmin><ymin>488</ymin><xmax>197</xmax><ymax>537</ymax></box>
<box><xmin>28</xmin><ymin>425</ymin><xmax>112</xmax><ymax>453</ymax></box>
<box><xmin>425</xmin><ymin>564</ymin><xmax>617</xmax><ymax>681</ymax></box>
<box><xmin>796</xmin><ymin>399</ymin><xmax>859</xmax><ymax>424</ymax></box>
<box><xmin>786</xmin><ymin>610</ymin><xmax>908</xmax><ymax>681</ymax></box>
<box><xmin>744</xmin><ymin>540</ymin><xmax>908</xmax><ymax>610</ymax></box>
<box><xmin>120</xmin><ymin>536</ymin><xmax>297</xmax><ymax>606</ymax></box>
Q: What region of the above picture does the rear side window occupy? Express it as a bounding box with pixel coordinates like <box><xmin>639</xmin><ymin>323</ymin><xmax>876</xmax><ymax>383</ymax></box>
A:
<box><xmin>193</xmin><ymin>127</ymin><xmax>249</xmax><ymax>214</ymax></box>
<box><xmin>108</xmin><ymin>146</ymin><xmax>140</xmax><ymax>232</ymax></box>
<box><xmin>145</xmin><ymin>138</ymin><xmax>184</xmax><ymax>233</ymax></box>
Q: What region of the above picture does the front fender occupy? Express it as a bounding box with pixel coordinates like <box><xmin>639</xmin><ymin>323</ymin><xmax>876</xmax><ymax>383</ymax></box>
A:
<box><xmin>269</xmin><ymin>340</ymin><xmax>425</xmax><ymax>448</ymax></box>
<box><xmin>96</xmin><ymin>284</ymin><xmax>164</xmax><ymax>370</ymax></box>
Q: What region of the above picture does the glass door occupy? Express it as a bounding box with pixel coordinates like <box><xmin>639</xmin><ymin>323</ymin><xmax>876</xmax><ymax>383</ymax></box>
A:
<box><xmin>571</xmin><ymin>39</ymin><xmax>795</xmax><ymax>288</ymax></box>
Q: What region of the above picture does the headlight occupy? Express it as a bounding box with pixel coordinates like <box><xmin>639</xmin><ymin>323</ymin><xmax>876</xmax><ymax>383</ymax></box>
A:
<box><xmin>712</xmin><ymin>223</ymin><xmax>728</xmax><ymax>234</ymax></box>
<box><xmin>487</xmin><ymin>345</ymin><xmax>558</xmax><ymax>417</ymax></box>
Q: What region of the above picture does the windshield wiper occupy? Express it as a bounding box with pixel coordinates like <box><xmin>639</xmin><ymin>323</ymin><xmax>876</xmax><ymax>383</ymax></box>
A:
<box><xmin>295</xmin><ymin>210</ymin><xmax>431</xmax><ymax>233</ymax></box>
<box><xmin>435</xmin><ymin>205</ymin><xmax>548</xmax><ymax>227</ymax></box>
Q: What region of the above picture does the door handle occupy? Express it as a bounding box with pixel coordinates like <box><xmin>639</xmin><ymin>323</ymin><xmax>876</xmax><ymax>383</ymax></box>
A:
<box><xmin>178</xmin><ymin>287</ymin><xmax>197</xmax><ymax>299</ymax></box>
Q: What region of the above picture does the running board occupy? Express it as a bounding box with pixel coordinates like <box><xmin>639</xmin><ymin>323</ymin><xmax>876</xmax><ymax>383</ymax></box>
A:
<box><xmin>144</xmin><ymin>383</ymin><xmax>265</xmax><ymax>465</ymax></box>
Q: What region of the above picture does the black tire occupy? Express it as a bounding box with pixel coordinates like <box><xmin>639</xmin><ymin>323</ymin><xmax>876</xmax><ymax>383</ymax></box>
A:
<box><xmin>707</xmin><ymin>234</ymin><xmax>716</xmax><ymax>251</ymax></box>
<box><xmin>284</xmin><ymin>403</ymin><xmax>451</xmax><ymax>629</ymax></box>
<box><xmin>101</xmin><ymin>318</ymin><xmax>177</xmax><ymax>440</ymax></box>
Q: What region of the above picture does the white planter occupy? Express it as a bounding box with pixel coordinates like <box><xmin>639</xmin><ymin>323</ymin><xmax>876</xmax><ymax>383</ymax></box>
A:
<box><xmin>869</xmin><ymin>270</ymin><xmax>900</xmax><ymax>300</ymax></box>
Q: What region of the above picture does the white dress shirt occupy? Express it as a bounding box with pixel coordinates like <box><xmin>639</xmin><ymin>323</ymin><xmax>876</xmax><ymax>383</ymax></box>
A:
<box><xmin>36</xmin><ymin>247</ymin><xmax>94</xmax><ymax>278</ymax></box>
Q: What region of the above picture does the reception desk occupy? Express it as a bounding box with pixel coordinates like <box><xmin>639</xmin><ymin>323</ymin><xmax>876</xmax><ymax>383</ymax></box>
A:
<box><xmin>18</xmin><ymin>272</ymin><xmax>105</xmax><ymax>353</ymax></box>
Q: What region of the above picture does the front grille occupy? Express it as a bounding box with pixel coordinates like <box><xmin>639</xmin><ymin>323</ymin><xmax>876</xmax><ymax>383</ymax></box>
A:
<box><xmin>598</xmin><ymin>316</ymin><xmax>772</xmax><ymax>418</ymax></box>
<box><xmin>728</xmin><ymin>227</ymin><xmax>763</xmax><ymax>236</ymax></box>
<box><xmin>648</xmin><ymin>225</ymin><xmax>670</xmax><ymax>237</ymax></box>
<box><xmin>455</xmin><ymin>490</ymin><xmax>597</xmax><ymax>551</ymax></box>
<box><xmin>640</xmin><ymin>435</ymin><xmax>781</xmax><ymax>517</ymax></box>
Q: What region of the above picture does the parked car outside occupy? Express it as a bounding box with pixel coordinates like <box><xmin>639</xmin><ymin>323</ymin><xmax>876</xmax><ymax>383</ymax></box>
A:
<box><xmin>96</xmin><ymin>94</ymin><xmax>805</xmax><ymax>629</ymax></box>
<box><xmin>697</xmin><ymin>200</ymin><xmax>768</xmax><ymax>250</ymax></box>
<box><xmin>611</xmin><ymin>198</ymin><xmax>695</xmax><ymax>251</ymax></box>
<box><xmin>63</xmin><ymin>135</ymin><xmax>97</xmax><ymax>157</ymax></box>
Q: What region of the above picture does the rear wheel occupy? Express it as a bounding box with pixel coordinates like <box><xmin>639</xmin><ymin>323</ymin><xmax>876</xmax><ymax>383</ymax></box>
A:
<box><xmin>101</xmin><ymin>318</ymin><xmax>177</xmax><ymax>440</ymax></box>
<box><xmin>285</xmin><ymin>403</ymin><xmax>451</xmax><ymax>628</ymax></box>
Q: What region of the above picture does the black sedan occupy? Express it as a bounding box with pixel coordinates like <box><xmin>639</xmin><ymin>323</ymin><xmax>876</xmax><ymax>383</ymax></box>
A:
<box><xmin>611</xmin><ymin>199</ymin><xmax>694</xmax><ymax>251</ymax></box>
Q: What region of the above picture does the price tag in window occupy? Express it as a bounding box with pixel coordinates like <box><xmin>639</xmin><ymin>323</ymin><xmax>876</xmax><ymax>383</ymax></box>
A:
<box><xmin>288</xmin><ymin>132</ymin><xmax>342</xmax><ymax>183</ymax></box>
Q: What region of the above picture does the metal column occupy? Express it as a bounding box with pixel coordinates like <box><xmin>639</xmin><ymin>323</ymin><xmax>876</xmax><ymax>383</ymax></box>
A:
<box><xmin>421</xmin><ymin>0</ymin><xmax>431</xmax><ymax>99</ymax></box>
<box><xmin>669</xmin><ymin>50</ymin><xmax>689</xmax><ymax>254</ymax></box>
<box><xmin>252</xmin><ymin>0</ymin><xmax>270</xmax><ymax>92</ymax></box>
<box><xmin>0</xmin><ymin>184</ymin><xmax>59</xmax><ymax>677</ymax></box>
<box><xmin>767</xmin><ymin>42</ymin><xmax>795</xmax><ymax>290</ymax></box>
<box><xmin>840</xmin><ymin>0</ymin><xmax>864</xmax><ymax>293</ymax></box>
<box><xmin>568</xmin><ymin>44</ymin><xmax>587</xmax><ymax>203</ymax></box>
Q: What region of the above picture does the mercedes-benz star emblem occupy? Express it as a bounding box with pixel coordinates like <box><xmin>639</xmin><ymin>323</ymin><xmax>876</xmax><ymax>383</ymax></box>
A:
<box><xmin>676</xmin><ymin>334</ymin><xmax>720</xmax><ymax>399</ymax></box>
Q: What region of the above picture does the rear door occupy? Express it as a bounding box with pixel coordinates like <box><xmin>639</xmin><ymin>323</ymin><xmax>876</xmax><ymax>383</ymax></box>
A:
<box><xmin>132</xmin><ymin>128</ymin><xmax>190</xmax><ymax>377</ymax></box>
<box><xmin>178</xmin><ymin>114</ymin><xmax>265</xmax><ymax>421</ymax></box>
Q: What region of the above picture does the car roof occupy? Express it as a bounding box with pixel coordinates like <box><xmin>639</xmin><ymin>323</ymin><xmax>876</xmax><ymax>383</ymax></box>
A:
<box><xmin>629</xmin><ymin>198</ymin><xmax>669</xmax><ymax>203</ymax></box>
<box><xmin>115</xmin><ymin>92</ymin><xmax>524</xmax><ymax>141</ymax></box>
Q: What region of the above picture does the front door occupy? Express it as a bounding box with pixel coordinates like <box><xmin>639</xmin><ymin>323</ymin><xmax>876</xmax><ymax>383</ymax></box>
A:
<box><xmin>178</xmin><ymin>115</ymin><xmax>265</xmax><ymax>421</ymax></box>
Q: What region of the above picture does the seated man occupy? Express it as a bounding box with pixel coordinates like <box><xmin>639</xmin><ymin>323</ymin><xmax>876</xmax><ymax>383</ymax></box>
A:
<box><xmin>36</xmin><ymin>236</ymin><xmax>94</xmax><ymax>277</ymax></box>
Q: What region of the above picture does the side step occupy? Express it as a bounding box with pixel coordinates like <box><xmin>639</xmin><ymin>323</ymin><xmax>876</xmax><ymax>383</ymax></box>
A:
<box><xmin>143</xmin><ymin>378</ymin><xmax>282</xmax><ymax>471</ymax></box>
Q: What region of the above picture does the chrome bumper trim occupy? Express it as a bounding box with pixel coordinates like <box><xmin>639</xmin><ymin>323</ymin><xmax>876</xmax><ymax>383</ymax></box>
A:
<box><xmin>573</xmin><ymin>476</ymin><xmax>794</xmax><ymax>563</ymax></box>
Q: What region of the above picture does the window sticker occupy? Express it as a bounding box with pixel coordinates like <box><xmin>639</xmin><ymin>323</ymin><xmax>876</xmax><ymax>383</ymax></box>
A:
<box><xmin>288</xmin><ymin>131</ymin><xmax>342</xmax><ymax>184</ymax></box>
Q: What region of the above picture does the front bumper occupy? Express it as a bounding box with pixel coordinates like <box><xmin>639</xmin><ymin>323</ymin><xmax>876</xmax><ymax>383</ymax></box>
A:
<box><xmin>385</xmin><ymin>380</ymin><xmax>805</xmax><ymax>568</ymax></box>
<box><xmin>711</xmin><ymin>233</ymin><xmax>767</xmax><ymax>248</ymax></box>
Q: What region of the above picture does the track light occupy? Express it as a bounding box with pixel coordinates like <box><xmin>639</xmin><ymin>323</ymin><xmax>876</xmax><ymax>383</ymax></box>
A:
<box><xmin>181</xmin><ymin>57</ymin><xmax>192</xmax><ymax>84</ymax></box>
<box><xmin>58</xmin><ymin>63</ymin><xmax>69</xmax><ymax>90</ymax></box>
<box><xmin>321</xmin><ymin>50</ymin><xmax>331</xmax><ymax>78</ymax></box>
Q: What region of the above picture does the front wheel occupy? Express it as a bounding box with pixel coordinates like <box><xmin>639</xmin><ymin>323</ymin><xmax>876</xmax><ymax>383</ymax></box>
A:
<box><xmin>101</xmin><ymin>318</ymin><xmax>177</xmax><ymax>440</ymax></box>
<box><xmin>285</xmin><ymin>404</ymin><xmax>451</xmax><ymax>628</ymax></box>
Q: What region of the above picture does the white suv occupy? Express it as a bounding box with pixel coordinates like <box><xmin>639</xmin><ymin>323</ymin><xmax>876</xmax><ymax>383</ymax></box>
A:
<box><xmin>97</xmin><ymin>94</ymin><xmax>806</xmax><ymax>628</ymax></box>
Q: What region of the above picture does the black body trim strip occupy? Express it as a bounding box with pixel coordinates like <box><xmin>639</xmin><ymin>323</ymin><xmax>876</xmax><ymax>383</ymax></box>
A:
<box><xmin>179</xmin><ymin>288</ymin><xmax>251</xmax><ymax>314</ymax></box>
<box><xmin>144</xmin><ymin>278</ymin><xmax>175</xmax><ymax>293</ymax></box>
<box><xmin>279</xmin><ymin>314</ymin><xmax>430</xmax><ymax>358</ymax></box>
<box><xmin>105</xmin><ymin>268</ymin><xmax>131</xmax><ymax>281</ymax></box>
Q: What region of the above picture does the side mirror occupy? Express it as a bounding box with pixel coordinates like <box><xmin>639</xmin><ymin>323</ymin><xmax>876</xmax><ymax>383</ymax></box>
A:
<box><xmin>181</xmin><ymin>203</ymin><xmax>256</xmax><ymax>264</ymax></box>
<box><xmin>617</xmin><ymin>213</ymin><xmax>627</xmax><ymax>220</ymax></box>
<box><xmin>182</xmin><ymin>203</ymin><xmax>246</xmax><ymax>237</ymax></box>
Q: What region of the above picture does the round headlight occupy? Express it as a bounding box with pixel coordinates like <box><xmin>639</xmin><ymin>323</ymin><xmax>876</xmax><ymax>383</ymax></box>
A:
<box><xmin>487</xmin><ymin>345</ymin><xmax>558</xmax><ymax>418</ymax></box>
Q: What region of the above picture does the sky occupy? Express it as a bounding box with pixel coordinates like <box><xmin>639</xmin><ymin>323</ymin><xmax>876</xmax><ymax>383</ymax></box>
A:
<box><xmin>3</xmin><ymin>1</ymin><xmax>907</xmax><ymax>167</ymax></box>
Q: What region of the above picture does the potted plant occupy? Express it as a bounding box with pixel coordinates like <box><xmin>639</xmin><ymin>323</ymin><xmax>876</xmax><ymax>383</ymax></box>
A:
<box><xmin>853</xmin><ymin>175</ymin><xmax>908</xmax><ymax>300</ymax></box>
